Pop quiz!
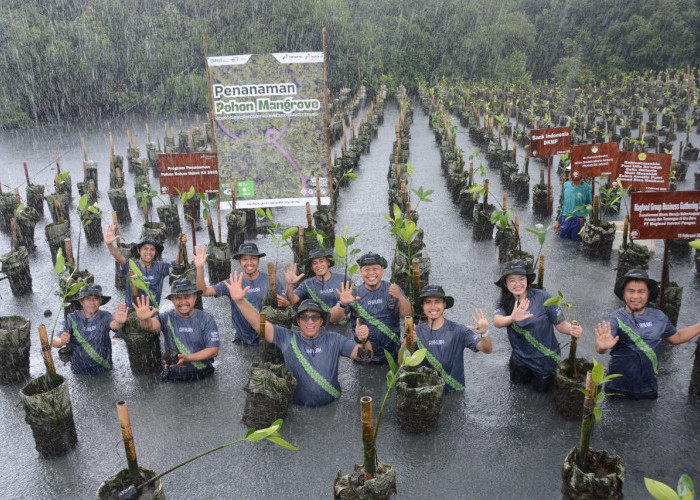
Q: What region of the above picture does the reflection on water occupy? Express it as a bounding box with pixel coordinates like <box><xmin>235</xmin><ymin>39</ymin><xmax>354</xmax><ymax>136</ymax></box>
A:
<box><xmin>0</xmin><ymin>105</ymin><xmax>699</xmax><ymax>498</ymax></box>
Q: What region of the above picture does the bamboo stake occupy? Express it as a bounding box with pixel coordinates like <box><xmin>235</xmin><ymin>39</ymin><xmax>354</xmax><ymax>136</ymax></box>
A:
<box><xmin>577</xmin><ymin>371</ymin><xmax>595</xmax><ymax>467</ymax></box>
<box><xmin>305</xmin><ymin>202</ymin><xmax>313</xmax><ymax>228</ymax></box>
<box><xmin>206</xmin><ymin>211</ymin><xmax>216</xmax><ymax>244</ymax></box>
<box><xmin>11</xmin><ymin>219</ymin><xmax>18</xmax><ymax>250</ymax></box>
<box><xmin>298</xmin><ymin>226</ymin><xmax>305</xmax><ymax>262</ymax></box>
<box><xmin>116</xmin><ymin>401</ymin><xmax>141</xmax><ymax>482</ymax></box>
<box><xmin>258</xmin><ymin>313</ymin><xmax>267</xmax><ymax>359</ymax></box>
<box><xmin>502</xmin><ymin>193</ymin><xmax>507</xmax><ymax>212</ymax></box>
<box><xmin>145</xmin><ymin>123</ymin><xmax>151</xmax><ymax>143</ymax></box>
<box><xmin>54</xmin><ymin>152</ymin><xmax>61</xmax><ymax>173</ymax></box>
<box><xmin>38</xmin><ymin>325</ymin><xmax>57</xmax><ymax>377</ymax></box>
<box><xmin>411</xmin><ymin>258</ymin><xmax>420</xmax><ymax>301</ymax></box>
<box><xmin>217</xmin><ymin>198</ymin><xmax>222</xmax><ymax>244</ymax></box>
<box><xmin>14</xmin><ymin>187</ymin><xmax>21</xmax><ymax>205</ymax></box>
<box><xmin>268</xmin><ymin>263</ymin><xmax>277</xmax><ymax>301</ymax></box>
<box><xmin>189</xmin><ymin>201</ymin><xmax>196</xmax><ymax>249</ymax></box>
<box><xmin>404</xmin><ymin>316</ymin><xmax>415</xmax><ymax>353</ymax></box>
<box><xmin>316</xmin><ymin>175</ymin><xmax>321</xmax><ymax>208</ymax></box>
<box><xmin>230</xmin><ymin>181</ymin><xmax>237</xmax><ymax>214</ymax></box>
<box><xmin>537</xmin><ymin>255</ymin><xmax>545</xmax><ymax>289</ymax></box>
<box><xmin>23</xmin><ymin>162</ymin><xmax>31</xmax><ymax>185</ymax></box>
<box><xmin>360</xmin><ymin>396</ymin><xmax>376</xmax><ymax>480</ymax></box>
<box><xmin>64</xmin><ymin>239</ymin><xmax>75</xmax><ymax>268</ymax></box>
<box><xmin>54</xmin><ymin>199</ymin><xmax>64</xmax><ymax>224</ymax></box>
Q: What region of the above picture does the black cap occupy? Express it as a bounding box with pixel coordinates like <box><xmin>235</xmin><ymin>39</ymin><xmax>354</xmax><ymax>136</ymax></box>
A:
<box><xmin>357</xmin><ymin>252</ymin><xmax>387</xmax><ymax>269</ymax></box>
<box><xmin>415</xmin><ymin>284</ymin><xmax>454</xmax><ymax>310</ymax></box>
<box><xmin>131</xmin><ymin>237</ymin><xmax>164</xmax><ymax>258</ymax></box>
<box><xmin>307</xmin><ymin>248</ymin><xmax>335</xmax><ymax>271</ymax></box>
<box><xmin>233</xmin><ymin>242</ymin><xmax>266</xmax><ymax>260</ymax></box>
<box><xmin>294</xmin><ymin>299</ymin><xmax>329</xmax><ymax>326</ymax></box>
<box><xmin>614</xmin><ymin>269</ymin><xmax>659</xmax><ymax>301</ymax></box>
<box><xmin>166</xmin><ymin>278</ymin><xmax>203</xmax><ymax>300</ymax></box>
<box><xmin>494</xmin><ymin>260</ymin><xmax>536</xmax><ymax>288</ymax></box>
<box><xmin>74</xmin><ymin>284</ymin><xmax>111</xmax><ymax>305</ymax></box>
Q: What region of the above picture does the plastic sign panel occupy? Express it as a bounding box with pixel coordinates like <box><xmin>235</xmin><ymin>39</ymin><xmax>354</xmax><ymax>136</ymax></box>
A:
<box><xmin>613</xmin><ymin>151</ymin><xmax>671</xmax><ymax>191</ymax></box>
<box><xmin>570</xmin><ymin>142</ymin><xmax>619</xmax><ymax>179</ymax></box>
<box><xmin>208</xmin><ymin>52</ymin><xmax>329</xmax><ymax>208</ymax></box>
<box><xmin>630</xmin><ymin>190</ymin><xmax>700</xmax><ymax>240</ymax></box>
<box><xmin>158</xmin><ymin>153</ymin><xmax>219</xmax><ymax>195</ymax></box>
<box><xmin>529</xmin><ymin>126</ymin><xmax>571</xmax><ymax>157</ymax></box>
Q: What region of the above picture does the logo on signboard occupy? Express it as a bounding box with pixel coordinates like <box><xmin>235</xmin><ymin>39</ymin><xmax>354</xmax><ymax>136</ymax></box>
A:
<box><xmin>238</xmin><ymin>181</ymin><xmax>255</xmax><ymax>197</ymax></box>
<box><xmin>590</xmin><ymin>144</ymin><xmax>599</xmax><ymax>154</ymax></box>
<box><xmin>630</xmin><ymin>230</ymin><xmax>640</xmax><ymax>239</ymax></box>
<box><xmin>638</xmin><ymin>153</ymin><xmax>647</xmax><ymax>161</ymax></box>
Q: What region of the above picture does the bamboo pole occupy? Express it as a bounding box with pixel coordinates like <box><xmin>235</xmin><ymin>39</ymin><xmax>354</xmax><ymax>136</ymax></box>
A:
<box><xmin>116</xmin><ymin>401</ymin><xmax>141</xmax><ymax>482</ymax></box>
<box><xmin>54</xmin><ymin>198</ymin><xmax>64</xmax><ymax>224</ymax></box>
<box><xmin>64</xmin><ymin>239</ymin><xmax>75</xmax><ymax>268</ymax></box>
<box><xmin>305</xmin><ymin>202</ymin><xmax>313</xmax><ymax>228</ymax></box>
<box><xmin>411</xmin><ymin>258</ymin><xmax>420</xmax><ymax>301</ymax></box>
<box><xmin>38</xmin><ymin>325</ymin><xmax>57</xmax><ymax>377</ymax></box>
<box><xmin>298</xmin><ymin>226</ymin><xmax>305</xmax><ymax>262</ymax></box>
<box><xmin>577</xmin><ymin>371</ymin><xmax>595</xmax><ymax>467</ymax></box>
<box><xmin>258</xmin><ymin>313</ymin><xmax>267</xmax><ymax>359</ymax></box>
<box><xmin>360</xmin><ymin>396</ymin><xmax>376</xmax><ymax>480</ymax></box>
<box><xmin>11</xmin><ymin>219</ymin><xmax>18</xmax><ymax>250</ymax></box>
<box><xmin>316</xmin><ymin>175</ymin><xmax>321</xmax><ymax>208</ymax></box>
<box><xmin>268</xmin><ymin>263</ymin><xmax>277</xmax><ymax>300</ymax></box>
<box><xmin>24</xmin><ymin>162</ymin><xmax>31</xmax><ymax>185</ymax></box>
<box><xmin>537</xmin><ymin>255</ymin><xmax>545</xmax><ymax>289</ymax></box>
<box><xmin>404</xmin><ymin>316</ymin><xmax>415</xmax><ymax>353</ymax></box>
<box><xmin>230</xmin><ymin>181</ymin><xmax>237</xmax><ymax>214</ymax></box>
<box><xmin>54</xmin><ymin>152</ymin><xmax>61</xmax><ymax>173</ymax></box>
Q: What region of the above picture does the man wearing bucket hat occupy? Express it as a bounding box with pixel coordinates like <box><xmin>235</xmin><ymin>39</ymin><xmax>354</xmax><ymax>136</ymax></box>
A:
<box><xmin>594</xmin><ymin>269</ymin><xmax>700</xmax><ymax>399</ymax></box>
<box><xmin>103</xmin><ymin>225</ymin><xmax>183</xmax><ymax>308</ymax></box>
<box><xmin>283</xmin><ymin>248</ymin><xmax>345</xmax><ymax>314</ymax></box>
<box><xmin>52</xmin><ymin>284</ymin><xmax>128</xmax><ymax>375</ymax></box>
<box><xmin>223</xmin><ymin>270</ymin><xmax>371</xmax><ymax>406</ymax></box>
<box><xmin>400</xmin><ymin>285</ymin><xmax>492</xmax><ymax>393</ymax></box>
<box><xmin>193</xmin><ymin>242</ymin><xmax>287</xmax><ymax>345</ymax></box>
<box><xmin>552</xmin><ymin>165</ymin><xmax>591</xmax><ymax>241</ymax></box>
<box><xmin>493</xmin><ymin>260</ymin><xmax>583</xmax><ymax>393</ymax></box>
<box><xmin>330</xmin><ymin>252</ymin><xmax>411</xmax><ymax>363</ymax></box>
<box><xmin>133</xmin><ymin>277</ymin><xmax>219</xmax><ymax>382</ymax></box>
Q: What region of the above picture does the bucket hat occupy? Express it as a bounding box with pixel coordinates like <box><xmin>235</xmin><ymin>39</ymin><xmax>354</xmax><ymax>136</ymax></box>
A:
<box><xmin>307</xmin><ymin>248</ymin><xmax>335</xmax><ymax>271</ymax></box>
<box><xmin>233</xmin><ymin>242</ymin><xmax>266</xmax><ymax>260</ymax></box>
<box><xmin>614</xmin><ymin>269</ymin><xmax>659</xmax><ymax>301</ymax></box>
<box><xmin>494</xmin><ymin>260</ymin><xmax>536</xmax><ymax>288</ymax></box>
<box><xmin>357</xmin><ymin>252</ymin><xmax>388</xmax><ymax>269</ymax></box>
<box><xmin>415</xmin><ymin>284</ymin><xmax>454</xmax><ymax>310</ymax></box>
<box><xmin>73</xmin><ymin>284</ymin><xmax>111</xmax><ymax>305</ymax></box>
<box><xmin>166</xmin><ymin>278</ymin><xmax>203</xmax><ymax>300</ymax></box>
<box><xmin>130</xmin><ymin>237</ymin><xmax>164</xmax><ymax>258</ymax></box>
<box><xmin>294</xmin><ymin>299</ymin><xmax>329</xmax><ymax>326</ymax></box>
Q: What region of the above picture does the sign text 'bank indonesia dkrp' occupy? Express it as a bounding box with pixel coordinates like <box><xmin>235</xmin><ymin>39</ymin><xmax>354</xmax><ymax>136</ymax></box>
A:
<box><xmin>208</xmin><ymin>53</ymin><xmax>328</xmax><ymax>208</ymax></box>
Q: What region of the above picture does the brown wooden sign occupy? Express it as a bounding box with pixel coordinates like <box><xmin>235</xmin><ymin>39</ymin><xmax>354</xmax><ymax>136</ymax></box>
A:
<box><xmin>158</xmin><ymin>153</ymin><xmax>220</xmax><ymax>194</ymax></box>
<box><xmin>529</xmin><ymin>126</ymin><xmax>571</xmax><ymax>157</ymax></box>
<box><xmin>570</xmin><ymin>142</ymin><xmax>619</xmax><ymax>179</ymax></box>
<box><xmin>612</xmin><ymin>151</ymin><xmax>671</xmax><ymax>191</ymax></box>
<box><xmin>630</xmin><ymin>190</ymin><xmax>700</xmax><ymax>240</ymax></box>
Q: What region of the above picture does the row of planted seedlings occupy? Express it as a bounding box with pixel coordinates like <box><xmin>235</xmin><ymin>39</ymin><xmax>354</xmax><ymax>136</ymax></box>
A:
<box><xmin>328</xmin><ymin>85</ymin><xmax>367</xmax><ymax>143</ymax></box>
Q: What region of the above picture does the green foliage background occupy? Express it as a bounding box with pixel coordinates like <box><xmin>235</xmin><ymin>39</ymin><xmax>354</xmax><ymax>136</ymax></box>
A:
<box><xmin>1</xmin><ymin>0</ymin><xmax>699</xmax><ymax>127</ymax></box>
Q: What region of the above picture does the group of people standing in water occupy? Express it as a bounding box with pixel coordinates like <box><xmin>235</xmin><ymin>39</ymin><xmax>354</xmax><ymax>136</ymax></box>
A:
<box><xmin>49</xmin><ymin>222</ymin><xmax>700</xmax><ymax>406</ymax></box>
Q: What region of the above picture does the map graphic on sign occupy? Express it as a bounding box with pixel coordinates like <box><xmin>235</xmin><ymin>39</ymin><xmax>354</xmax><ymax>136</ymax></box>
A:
<box><xmin>208</xmin><ymin>52</ymin><xmax>329</xmax><ymax>208</ymax></box>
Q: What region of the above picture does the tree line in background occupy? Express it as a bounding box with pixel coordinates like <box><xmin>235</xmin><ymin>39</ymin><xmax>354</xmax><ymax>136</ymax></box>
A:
<box><xmin>1</xmin><ymin>0</ymin><xmax>699</xmax><ymax>127</ymax></box>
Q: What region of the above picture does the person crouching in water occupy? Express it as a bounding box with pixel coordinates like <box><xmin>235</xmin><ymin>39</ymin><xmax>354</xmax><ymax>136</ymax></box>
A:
<box><xmin>52</xmin><ymin>284</ymin><xmax>127</xmax><ymax>375</ymax></box>
<box><xmin>225</xmin><ymin>270</ymin><xmax>371</xmax><ymax>406</ymax></box>
<box><xmin>594</xmin><ymin>269</ymin><xmax>700</xmax><ymax>400</ymax></box>
<box><xmin>400</xmin><ymin>285</ymin><xmax>492</xmax><ymax>393</ymax></box>
<box><xmin>133</xmin><ymin>278</ymin><xmax>219</xmax><ymax>382</ymax></box>
<box><xmin>493</xmin><ymin>260</ymin><xmax>583</xmax><ymax>392</ymax></box>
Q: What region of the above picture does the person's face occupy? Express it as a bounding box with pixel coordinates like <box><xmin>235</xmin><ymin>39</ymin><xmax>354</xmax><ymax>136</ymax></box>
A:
<box><xmin>238</xmin><ymin>255</ymin><xmax>260</xmax><ymax>276</ymax></box>
<box><xmin>506</xmin><ymin>274</ymin><xmax>528</xmax><ymax>298</ymax></box>
<box><xmin>623</xmin><ymin>280</ymin><xmax>649</xmax><ymax>313</ymax></box>
<box><xmin>422</xmin><ymin>297</ymin><xmax>445</xmax><ymax>321</ymax></box>
<box><xmin>139</xmin><ymin>244</ymin><xmax>157</xmax><ymax>263</ymax></box>
<box><xmin>310</xmin><ymin>257</ymin><xmax>330</xmax><ymax>278</ymax></box>
<box><xmin>360</xmin><ymin>264</ymin><xmax>384</xmax><ymax>289</ymax></box>
<box><xmin>80</xmin><ymin>295</ymin><xmax>101</xmax><ymax>317</ymax></box>
<box><xmin>171</xmin><ymin>293</ymin><xmax>197</xmax><ymax>317</ymax></box>
<box><xmin>296</xmin><ymin>311</ymin><xmax>322</xmax><ymax>338</ymax></box>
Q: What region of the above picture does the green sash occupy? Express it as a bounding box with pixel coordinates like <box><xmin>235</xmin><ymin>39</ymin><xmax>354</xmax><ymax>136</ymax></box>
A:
<box><xmin>616</xmin><ymin>317</ymin><xmax>658</xmax><ymax>375</ymax></box>
<box><xmin>414</xmin><ymin>336</ymin><xmax>465</xmax><ymax>391</ymax></box>
<box><xmin>352</xmin><ymin>302</ymin><xmax>400</xmax><ymax>345</ymax></box>
<box><xmin>305</xmin><ymin>282</ymin><xmax>332</xmax><ymax>312</ymax></box>
<box><xmin>510</xmin><ymin>322</ymin><xmax>561</xmax><ymax>364</ymax></box>
<box><xmin>290</xmin><ymin>334</ymin><xmax>340</xmax><ymax>399</ymax></box>
<box><xmin>166</xmin><ymin>315</ymin><xmax>207</xmax><ymax>370</ymax></box>
<box><xmin>71</xmin><ymin>321</ymin><xmax>112</xmax><ymax>370</ymax></box>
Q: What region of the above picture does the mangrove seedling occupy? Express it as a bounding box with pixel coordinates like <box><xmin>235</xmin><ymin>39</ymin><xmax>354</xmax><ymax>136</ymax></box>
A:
<box><xmin>526</xmin><ymin>222</ymin><xmax>554</xmax><ymax>269</ymax></box>
<box><xmin>330</xmin><ymin>222</ymin><xmax>362</xmax><ymax>283</ymax></box>
<box><xmin>543</xmin><ymin>290</ymin><xmax>579</xmax><ymax>378</ymax></box>
<box><xmin>645</xmin><ymin>474</ymin><xmax>694</xmax><ymax>500</ymax></box>
<box><xmin>135</xmin><ymin>184</ymin><xmax>158</xmax><ymax>223</ymax></box>
<box><xmin>255</xmin><ymin>207</ymin><xmax>299</xmax><ymax>271</ymax></box>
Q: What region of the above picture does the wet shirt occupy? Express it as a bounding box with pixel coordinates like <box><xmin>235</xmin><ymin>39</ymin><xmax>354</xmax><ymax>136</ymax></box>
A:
<box><xmin>61</xmin><ymin>310</ymin><xmax>113</xmax><ymax>375</ymax></box>
<box><xmin>346</xmin><ymin>281</ymin><xmax>405</xmax><ymax>363</ymax></box>
<box><xmin>416</xmin><ymin>319</ymin><xmax>481</xmax><ymax>393</ymax></box>
<box><xmin>121</xmin><ymin>259</ymin><xmax>173</xmax><ymax>307</ymax></box>
<box><xmin>293</xmin><ymin>272</ymin><xmax>344</xmax><ymax>311</ymax></box>
<box><xmin>605</xmin><ymin>307</ymin><xmax>676</xmax><ymax>395</ymax></box>
<box><xmin>159</xmin><ymin>309</ymin><xmax>220</xmax><ymax>376</ymax></box>
<box><xmin>494</xmin><ymin>288</ymin><xmax>563</xmax><ymax>375</ymax></box>
<box><xmin>273</xmin><ymin>325</ymin><xmax>356</xmax><ymax>406</ymax></box>
<box><xmin>213</xmin><ymin>272</ymin><xmax>283</xmax><ymax>345</ymax></box>
<box><xmin>559</xmin><ymin>181</ymin><xmax>592</xmax><ymax>218</ymax></box>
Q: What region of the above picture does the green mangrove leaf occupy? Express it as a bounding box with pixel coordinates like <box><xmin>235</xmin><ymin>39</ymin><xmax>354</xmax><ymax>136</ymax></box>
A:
<box><xmin>55</xmin><ymin>249</ymin><xmax>65</xmax><ymax>275</ymax></box>
<box><xmin>688</xmin><ymin>240</ymin><xmax>700</xmax><ymax>250</ymax></box>
<box><xmin>678</xmin><ymin>474</ymin><xmax>694</xmax><ymax>498</ymax></box>
<box><xmin>644</xmin><ymin>477</ymin><xmax>680</xmax><ymax>500</ymax></box>
<box><xmin>266</xmin><ymin>434</ymin><xmax>298</xmax><ymax>451</ymax></box>
<box><xmin>385</xmin><ymin>349</ymin><xmax>396</xmax><ymax>373</ymax></box>
<box><xmin>404</xmin><ymin>348</ymin><xmax>427</xmax><ymax>367</ymax></box>
<box><xmin>591</xmin><ymin>359</ymin><xmax>605</xmax><ymax>384</ymax></box>
<box><xmin>68</xmin><ymin>281</ymin><xmax>86</xmax><ymax>296</ymax></box>
<box><xmin>334</xmin><ymin>236</ymin><xmax>347</xmax><ymax>258</ymax></box>
<box><xmin>255</xmin><ymin>207</ymin><xmax>265</xmax><ymax>217</ymax></box>
<box><xmin>593</xmin><ymin>407</ymin><xmax>602</xmax><ymax>424</ymax></box>
<box><xmin>282</xmin><ymin>226</ymin><xmax>299</xmax><ymax>240</ymax></box>
<box><xmin>129</xmin><ymin>259</ymin><xmax>144</xmax><ymax>278</ymax></box>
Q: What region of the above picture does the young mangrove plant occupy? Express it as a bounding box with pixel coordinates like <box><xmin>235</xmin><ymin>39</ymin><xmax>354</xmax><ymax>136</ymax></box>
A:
<box><xmin>330</xmin><ymin>222</ymin><xmax>362</xmax><ymax>283</ymax></box>
<box><xmin>645</xmin><ymin>473</ymin><xmax>694</xmax><ymax>500</ymax></box>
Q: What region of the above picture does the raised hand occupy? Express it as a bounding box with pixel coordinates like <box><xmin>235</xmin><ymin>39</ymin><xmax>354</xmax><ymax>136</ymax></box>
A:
<box><xmin>511</xmin><ymin>297</ymin><xmax>533</xmax><ymax>323</ymax></box>
<box><xmin>132</xmin><ymin>295</ymin><xmax>157</xmax><ymax>321</ymax></box>
<box><xmin>223</xmin><ymin>271</ymin><xmax>250</xmax><ymax>302</ymax></box>
<box><xmin>192</xmin><ymin>244</ymin><xmax>208</xmax><ymax>268</ymax></box>
<box><xmin>336</xmin><ymin>281</ymin><xmax>358</xmax><ymax>307</ymax></box>
<box><xmin>112</xmin><ymin>303</ymin><xmax>128</xmax><ymax>324</ymax></box>
<box><xmin>284</xmin><ymin>263</ymin><xmax>304</xmax><ymax>286</ymax></box>
<box><xmin>103</xmin><ymin>224</ymin><xmax>118</xmax><ymax>245</ymax></box>
<box><xmin>594</xmin><ymin>321</ymin><xmax>618</xmax><ymax>351</ymax></box>
<box><xmin>468</xmin><ymin>308</ymin><xmax>489</xmax><ymax>334</ymax></box>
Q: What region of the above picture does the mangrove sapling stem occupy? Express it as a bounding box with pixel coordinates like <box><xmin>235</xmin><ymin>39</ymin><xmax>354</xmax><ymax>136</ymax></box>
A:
<box><xmin>537</xmin><ymin>255</ymin><xmax>545</xmax><ymax>289</ymax></box>
<box><xmin>360</xmin><ymin>396</ymin><xmax>377</xmax><ymax>480</ymax></box>
<box><xmin>577</xmin><ymin>371</ymin><xmax>595</xmax><ymax>468</ymax></box>
<box><xmin>567</xmin><ymin>335</ymin><xmax>579</xmax><ymax>379</ymax></box>
<box><xmin>230</xmin><ymin>181</ymin><xmax>238</xmax><ymax>215</ymax></box>
<box><xmin>116</xmin><ymin>401</ymin><xmax>140</xmax><ymax>483</ymax></box>
<box><xmin>206</xmin><ymin>212</ymin><xmax>216</xmax><ymax>245</ymax></box>
<box><xmin>622</xmin><ymin>216</ymin><xmax>629</xmax><ymax>250</ymax></box>
<box><xmin>258</xmin><ymin>313</ymin><xmax>266</xmax><ymax>360</ymax></box>
<box><xmin>38</xmin><ymin>325</ymin><xmax>58</xmax><ymax>379</ymax></box>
